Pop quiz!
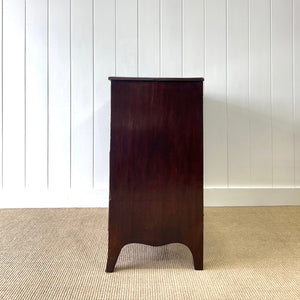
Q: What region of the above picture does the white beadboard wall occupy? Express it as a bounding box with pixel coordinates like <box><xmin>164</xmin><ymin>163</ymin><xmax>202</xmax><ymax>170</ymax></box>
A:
<box><xmin>0</xmin><ymin>0</ymin><xmax>299</xmax><ymax>208</ymax></box>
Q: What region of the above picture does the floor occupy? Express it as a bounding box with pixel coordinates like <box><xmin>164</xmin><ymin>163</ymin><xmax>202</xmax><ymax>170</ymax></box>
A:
<box><xmin>0</xmin><ymin>206</ymin><xmax>299</xmax><ymax>299</ymax></box>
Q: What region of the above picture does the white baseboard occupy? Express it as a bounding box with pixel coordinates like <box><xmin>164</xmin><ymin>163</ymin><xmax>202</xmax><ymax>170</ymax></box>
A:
<box><xmin>0</xmin><ymin>188</ymin><xmax>299</xmax><ymax>209</ymax></box>
<box><xmin>204</xmin><ymin>188</ymin><xmax>300</xmax><ymax>206</ymax></box>
<box><xmin>0</xmin><ymin>189</ymin><xmax>109</xmax><ymax>209</ymax></box>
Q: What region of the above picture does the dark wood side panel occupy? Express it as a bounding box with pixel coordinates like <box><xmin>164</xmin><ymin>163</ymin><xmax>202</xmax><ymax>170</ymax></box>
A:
<box><xmin>106</xmin><ymin>79</ymin><xmax>203</xmax><ymax>272</ymax></box>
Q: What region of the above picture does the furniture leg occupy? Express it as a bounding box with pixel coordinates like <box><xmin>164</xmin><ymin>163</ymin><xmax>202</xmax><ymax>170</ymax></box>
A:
<box><xmin>188</xmin><ymin>241</ymin><xmax>203</xmax><ymax>270</ymax></box>
<box><xmin>105</xmin><ymin>243</ymin><xmax>122</xmax><ymax>273</ymax></box>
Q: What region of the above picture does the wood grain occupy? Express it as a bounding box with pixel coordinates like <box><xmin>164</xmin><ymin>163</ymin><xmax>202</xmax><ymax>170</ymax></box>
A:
<box><xmin>106</xmin><ymin>78</ymin><xmax>203</xmax><ymax>272</ymax></box>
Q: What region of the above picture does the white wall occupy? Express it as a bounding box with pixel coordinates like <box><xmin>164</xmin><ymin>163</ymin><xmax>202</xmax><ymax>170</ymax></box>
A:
<box><xmin>0</xmin><ymin>0</ymin><xmax>299</xmax><ymax>208</ymax></box>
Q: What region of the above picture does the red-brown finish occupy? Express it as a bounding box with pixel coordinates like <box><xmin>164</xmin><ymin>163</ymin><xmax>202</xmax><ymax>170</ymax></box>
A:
<box><xmin>106</xmin><ymin>78</ymin><xmax>204</xmax><ymax>272</ymax></box>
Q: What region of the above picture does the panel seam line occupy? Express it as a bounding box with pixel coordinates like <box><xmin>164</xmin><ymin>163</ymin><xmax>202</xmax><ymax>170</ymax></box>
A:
<box><xmin>226</xmin><ymin>0</ymin><xmax>229</xmax><ymax>188</ymax></box>
<box><xmin>69</xmin><ymin>0</ymin><xmax>72</xmax><ymax>188</ymax></box>
<box><xmin>270</xmin><ymin>0</ymin><xmax>274</xmax><ymax>187</ymax></box>
<box><xmin>292</xmin><ymin>0</ymin><xmax>296</xmax><ymax>187</ymax></box>
<box><xmin>24</xmin><ymin>0</ymin><xmax>27</xmax><ymax>188</ymax></box>
<box><xmin>92</xmin><ymin>0</ymin><xmax>95</xmax><ymax>189</ymax></box>
<box><xmin>47</xmin><ymin>0</ymin><xmax>50</xmax><ymax>188</ymax></box>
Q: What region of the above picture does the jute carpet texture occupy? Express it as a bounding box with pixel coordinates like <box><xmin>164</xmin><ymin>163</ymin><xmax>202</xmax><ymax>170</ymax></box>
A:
<box><xmin>0</xmin><ymin>207</ymin><xmax>299</xmax><ymax>299</ymax></box>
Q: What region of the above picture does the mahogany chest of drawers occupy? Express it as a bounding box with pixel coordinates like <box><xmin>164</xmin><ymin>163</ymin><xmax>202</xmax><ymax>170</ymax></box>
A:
<box><xmin>106</xmin><ymin>77</ymin><xmax>204</xmax><ymax>272</ymax></box>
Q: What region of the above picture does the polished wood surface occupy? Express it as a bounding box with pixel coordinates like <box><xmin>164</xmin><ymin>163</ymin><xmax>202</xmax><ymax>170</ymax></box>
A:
<box><xmin>106</xmin><ymin>78</ymin><xmax>203</xmax><ymax>272</ymax></box>
<box><xmin>109</xmin><ymin>77</ymin><xmax>204</xmax><ymax>81</ymax></box>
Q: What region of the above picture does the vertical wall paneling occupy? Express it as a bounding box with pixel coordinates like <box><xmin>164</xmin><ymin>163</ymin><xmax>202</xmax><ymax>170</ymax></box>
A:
<box><xmin>71</xmin><ymin>0</ymin><xmax>93</xmax><ymax>188</ymax></box>
<box><xmin>204</xmin><ymin>0</ymin><xmax>228</xmax><ymax>187</ymax></box>
<box><xmin>48</xmin><ymin>0</ymin><xmax>70</xmax><ymax>189</ymax></box>
<box><xmin>1</xmin><ymin>0</ymin><xmax>300</xmax><ymax>206</ymax></box>
<box><xmin>116</xmin><ymin>0</ymin><xmax>137</xmax><ymax>76</ymax></box>
<box><xmin>2</xmin><ymin>0</ymin><xmax>25</xmax><ymax>188</ymax></box>
<box><xmin>249</xmin><ymin>0</ymin><xmax>272</xmax><ymax>187</ymax></box>
<box><xmin>138</xmin><ymin>0</ymin><xmax>160</xmax><ymax>77</ymax></box>
<box><xmin>272</xmin><ymin>0</ymin><xmax>294</xmax><ymax>186</ymax></box>
<box><xmin>295</xmin><ymin>0</ymin><xmax>300</xmax><ymax>186</ymax></box>
<box><xmin>94</xmin><ymin>0</ymin><xmax>115</xmax><ymax>190</ymax></box>
<box><xmin>161</xmin><ymin>0</ymin><xmax>181</xmax><ymax>76</ymax></box>
<box><xmin>183</xmin><ymin>0</ymin><xmax>204</xmax><ymax>76</ymax></box>
<box><xmin>26</xmin><ymin>0</ymin><xmax>47</xmax><ymax>188</ymax></box>
<box><xmin>227</xmin><ymin>0</ymin><xmax>250</xmax><ymax>186</ymax></box>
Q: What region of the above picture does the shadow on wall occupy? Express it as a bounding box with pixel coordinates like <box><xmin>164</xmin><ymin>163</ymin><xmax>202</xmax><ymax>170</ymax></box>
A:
<box><xmin>94</xmin><ymin>100</ymin><xmax>111</xmax><ymax>188</ymax></box>
<box><xmin>70</xmin><ymin>99</ymin><xmax>110</xmax><ymax>188</ymax></box>
<box><xmin>204</xmin><ymin>92</ymin><xmax>296</xmax><ymax>187</ymax></box>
